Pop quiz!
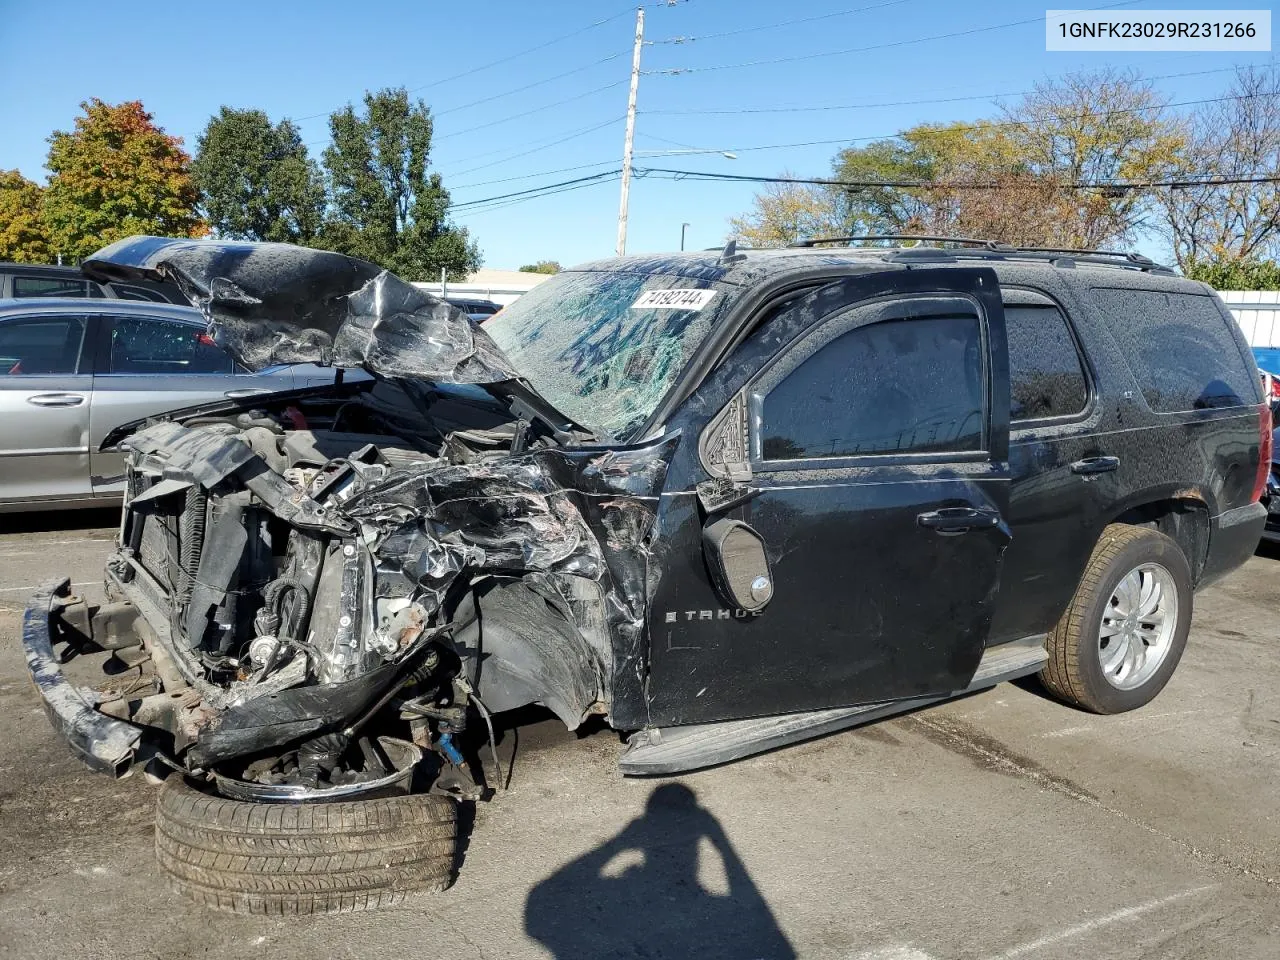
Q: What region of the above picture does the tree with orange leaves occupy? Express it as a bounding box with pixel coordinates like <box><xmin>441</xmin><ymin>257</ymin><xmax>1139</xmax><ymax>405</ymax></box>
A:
<box><xmin>43</xmin><ymin>99</ymin><xmax>205</xmax><ymax>263</ymax></box>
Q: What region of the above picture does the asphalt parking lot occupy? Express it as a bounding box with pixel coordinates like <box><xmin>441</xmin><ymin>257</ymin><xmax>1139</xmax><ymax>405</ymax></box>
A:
<box><xmin>1</xmin><ymin>511</ymin><xmax>1279</xmax><ymax>960</ymax></box>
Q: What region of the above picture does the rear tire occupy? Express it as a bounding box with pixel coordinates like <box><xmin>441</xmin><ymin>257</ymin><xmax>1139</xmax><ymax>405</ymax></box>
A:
<box><xmin>155</xmin><ymin>775</ymin><xmax>457</xmax><ymax>915</ymax></box>
<box><xmin>1040</xmin><ymin>523</ymin><xmax>1193</xmax><ymax>714</ymax></box>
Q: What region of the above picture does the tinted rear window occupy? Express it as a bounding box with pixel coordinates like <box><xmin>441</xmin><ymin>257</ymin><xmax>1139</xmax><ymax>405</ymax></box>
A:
<box><xmin>1006</xmin><ymin>304</ymin><xmax>1089</xmax><ymax>421</ymax></box>
<box><xmin>1089</xmin><ymin>288</ymin><xmax>1260</xmax><ymax>412</ymax></box>
<box><xmin>12</xmin><ymin>276</ymin><xmax>91</xmax><ymax>298</ymax></box>
<box><xmin>112</xmin><ymin>283</ymin><xmax>168</xmax><ymax>303</ymax></box>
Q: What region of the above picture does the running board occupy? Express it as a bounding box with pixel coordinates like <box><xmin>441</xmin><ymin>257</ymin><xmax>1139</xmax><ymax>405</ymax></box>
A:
<box><xmin>619</xmin><ymin>635</ymin><xmax>1047</xmax><ymax>776</ymax></box>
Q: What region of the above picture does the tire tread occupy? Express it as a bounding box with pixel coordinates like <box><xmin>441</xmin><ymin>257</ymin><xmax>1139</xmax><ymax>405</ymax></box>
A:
<box><xmin>154</xmin><ymin>776</ymin><xmax>456</xmax><ymax>915</ymax></box>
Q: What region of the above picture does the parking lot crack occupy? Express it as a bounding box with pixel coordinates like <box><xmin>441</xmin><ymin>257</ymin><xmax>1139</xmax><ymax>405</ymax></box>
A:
<box><xmin>904</xmin><ymin>714</ymin><xmax>1279</xmax><ymax>887</ymax></box>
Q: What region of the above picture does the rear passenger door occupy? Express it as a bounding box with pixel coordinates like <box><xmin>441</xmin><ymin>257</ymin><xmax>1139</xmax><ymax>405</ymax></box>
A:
<box><xmin>985</xmin><ymin>288</ymin><xmax>1114</xmax><ymax>643</ymax></box>
<box><xmin>0</xmin><ymin>312</ymin><xmax>96</xmax><ymax>503</ymax></box>
<box><xmin>87</xmin><ymin>314</ymin><xmax>275</xmax><ymax>493</ymax></box>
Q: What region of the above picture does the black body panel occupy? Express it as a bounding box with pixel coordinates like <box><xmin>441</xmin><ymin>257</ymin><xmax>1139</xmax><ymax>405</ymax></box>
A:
<box><xmin>642</xmin><ymin>268</ymin><xmax>1013</xmax><ymax>726</ymax></box>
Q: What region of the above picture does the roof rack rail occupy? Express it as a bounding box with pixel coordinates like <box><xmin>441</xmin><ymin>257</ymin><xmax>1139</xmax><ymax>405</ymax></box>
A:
<box><xmin>1016</xmin><ymin>246</ymin><xmax>1155</xmax><ymax>266</ymax></box>
<box><xmin>788</xmin><ymin>234</ymin><xmax>1013</xmax><ymax>251</ymax></box>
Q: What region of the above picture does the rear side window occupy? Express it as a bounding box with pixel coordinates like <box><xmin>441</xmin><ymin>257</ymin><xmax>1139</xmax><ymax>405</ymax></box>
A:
<box><xmin>109</xmin><ymin>317</ymin><xmax>235</xmax><ymax>374</ymax></box>
<box><xmin>12</xmin><ymin>275</ymin><xmax>91</xmax><ymax>298</ymax></box>
<box><xmin>0</xmin><ymin>316</ymin><xmax>87</xmax><ymax>375</ymax></box>
<box><xmin>759</xmin><ymin>314</ymin><xmax>985</xmax><ymax>459</ymax></box>
<box><xmin>1006</xmin><ymin>304</ymin><xmax>1089</xmax><ymax>422</ymax></box>
<box><xmin>1091</xmin><ymin>288</ymin><xmax>1259</xmax><ymax>412</ymax></box>
<box><xmin>111</xmin><ymin>283</ymin><xmax>168</xmax><ymax>303</ymax></box>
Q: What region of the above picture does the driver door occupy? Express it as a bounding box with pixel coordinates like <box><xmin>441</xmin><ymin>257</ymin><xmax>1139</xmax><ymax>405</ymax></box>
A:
<box><xmin>645</xmin><ymin>270</ymin><xmax>1012</xmax><ymax>725</ymax></box>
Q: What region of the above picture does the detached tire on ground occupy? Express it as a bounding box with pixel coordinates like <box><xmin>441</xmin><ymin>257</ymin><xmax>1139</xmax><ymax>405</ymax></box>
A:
<box><xmin>155</xmin><ymin>775</ymin><xmax>457</xmax><ymax>915</ymax></box>
<box><xmin>1041</xmin><ymin>522</ymin><xmax>1194</xmax><ymax>714</ymax></box>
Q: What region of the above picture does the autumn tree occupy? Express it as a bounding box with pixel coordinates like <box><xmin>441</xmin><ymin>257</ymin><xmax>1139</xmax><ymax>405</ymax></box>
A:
<box><xmin>742</xmin><ymin>70</ymin><xmax>1181</xmax><ymax>249</ymax></box>
<box><xmin>43</xmin><ymin>99</ymin><xmax>205</xmax><ymax>262</ymax></box>
<box><xmin>1155</xmin><ymin>66</ymin><xmax>1280</xmax><ymax>271</ymax></box>
<box><xmin>0</xmin><ymin>170</ymin><xmax>52</xmax><ymax>263</ymax></box>
<box><xmin>998</xmin><ymin>69</ymin><xmax>1182</xmax><ymax>248</ymax></box>
<box><xmin>726</xmin><ymin>174</ymin><xmax>843</xmax><ymax>247</ymax></box>
<box><xmin>193</xmin><ymin>108</ymin><xmax>325</xmax><ymax>243</ymax></box>
<box><xmin>320</xmin><ymin>87</ymin><xmax>478</xmax><ymax>280</ymax></box>
<box><xmin>519</xmin><ymin>260</ymin><xmax>561</xmax><ymax>274</ymax></box>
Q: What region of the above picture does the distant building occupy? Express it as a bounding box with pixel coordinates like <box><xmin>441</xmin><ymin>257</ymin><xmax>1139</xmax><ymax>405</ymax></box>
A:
<box><xmin>1219</xmin><ymin>290</ymin><xmax>1280</xmax><ymax>372</ymax></box>
<box><xmin>415</xmin><ymin>268</ymin><xmax>552</xmax><ymax>307</ymax></box>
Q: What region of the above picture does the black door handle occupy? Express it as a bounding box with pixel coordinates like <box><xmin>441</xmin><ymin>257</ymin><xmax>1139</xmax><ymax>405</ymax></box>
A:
<box><xmin>1070</xmin><ymin>456</ymin><xmax>1120</xmax><ymax>475</ymax></box>
<box><xmin>916</xmin><ymin>506</ymin><xmax>1002</xmax><ymax>535</ymax></box>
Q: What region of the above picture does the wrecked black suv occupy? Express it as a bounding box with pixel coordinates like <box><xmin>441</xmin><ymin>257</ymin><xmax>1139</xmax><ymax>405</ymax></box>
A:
<box><xmin>24</xmin><ymin>235</ymin><xmax>1270</xmax><ymax>914</ymax></box>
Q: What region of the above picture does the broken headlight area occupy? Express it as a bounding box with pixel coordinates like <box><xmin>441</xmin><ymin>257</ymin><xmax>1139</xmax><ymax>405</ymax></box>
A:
<box><xmin>68</xmin><ymin>386</ymin><xmax>675</xmax><ymax>800</ymax></box>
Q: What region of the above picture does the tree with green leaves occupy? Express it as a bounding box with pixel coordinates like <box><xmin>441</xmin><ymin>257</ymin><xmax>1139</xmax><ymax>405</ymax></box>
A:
<box><xmin>519</xmin><ymin>260</ymin><xmax>561</xmax><ymax>274</ymax></box>
<box><xmin>43</xmin><ymin>99</ymin><xmax>205</xmax><ymax>262</ymax></box>
<box><xmin>193</xmin><ymin>108</ymin><xmax>325</xmax><ymax>243</ymax></box>
<box><xmin>1184</xmin><ymin>258</ymin><xmax>1280</xmax><ymax>290</ymax></box>
<box><xmin>320</xmin><ymin>87</ymin><xmax>478</xmax><ymax>280</ymax></box>
<box><xmin>0</xmin><ymin>170</ymin><xmax>52</xmax><ymax>263</ymax></box>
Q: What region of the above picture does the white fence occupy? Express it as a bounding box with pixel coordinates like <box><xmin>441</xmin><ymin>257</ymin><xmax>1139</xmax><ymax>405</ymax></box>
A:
<box><xmin>1218</xmin><ymin>290</ymin><xmax>1280</xmax><ymax>349</ymax></box>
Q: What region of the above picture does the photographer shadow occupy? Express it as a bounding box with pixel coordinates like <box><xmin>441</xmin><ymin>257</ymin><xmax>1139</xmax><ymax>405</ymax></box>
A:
<box><xmin>525</xmin><ymin>783</ymin><xmax>796</xmax><ymax>959</ymax></box>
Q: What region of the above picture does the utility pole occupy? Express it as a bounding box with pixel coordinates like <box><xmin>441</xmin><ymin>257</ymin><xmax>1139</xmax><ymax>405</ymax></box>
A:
<box><xmin>616</xmin><ymin>7</ymin><xmax>644</xmax><ymax>257</ymax></box>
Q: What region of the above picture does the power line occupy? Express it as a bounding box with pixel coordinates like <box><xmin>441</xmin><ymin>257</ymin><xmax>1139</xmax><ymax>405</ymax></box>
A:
<box><xmin>451</xmin><ymin>169</ymin><xmax>623</xmax><ymax>211</ymax></box>
<box><xmin>446</xmin><ymin>116</ymin><xmax>622</xmax><ymax>169</ymax></box>
<box><xmin>449</xmin><ymin>119</ymin><xmax>624</xmax><ymax>181</ymax></box>
<box><xmin>286</xmin><ymin>7</ymin><xmax>636</xmax><ymax>124</ymax></box>
<box><xmin>640</xmin><ymin>64</ymin><xmax>1274</xmax><ymax>116</ymax></box>
<box><xmin>453</xmin><ymin>173</ymin><xmax>622</xmax><ymax>216</ymax></box>
<box><xmin>435</xmin><ymin>79</ymin><xmax>629</xmax><ymax>141</ymax></box>
<box><xmin>635</xmin><ymin>92</ymin><xmax>1280</xmax><ymax>159</ymax></box>
<box><xmin>214</xmin><ymin>0</ymin><xmax>694</xmax><ymax>140</ymax></box>
<box><xmin>435</xmin><ymin>53</ymin><xmax>624</xmax><ymax>117</ymax></box>
<box><xmin>645</xmin><ymin>0</ymin><xmax>1144</xmax><ymax>75</ymax></box>
<box><xmin>452</xmin><ymin>158</ymin><xmax>622</xmax><ymax>191</ymax></box>
<box><xmin>459</xmin><ymin>176</ymin><xmax>623</xmax><ymax>216</ymax></box>
<box><xmin>649</xmin><ymin>0</ymin><xmax>914</xmax><ymax>45</ymax></box>
<box><xmin>448</xmin><ymin>160</ymin><xmax>1280</xmax><ymax>219</ymax></box>
<box><xmin>635</xmin><ymin>167</ymin><xmax>1280</xmax><ymax>191</ymax></box>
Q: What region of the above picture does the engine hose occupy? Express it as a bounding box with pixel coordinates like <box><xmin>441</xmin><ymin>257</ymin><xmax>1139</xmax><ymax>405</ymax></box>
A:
<box><xmin>174</xmin><ymin>488</ymin><xmax>208</xmax><ymax>607</ymax></box>
<box><xmin>437</xmin><ymin>732</ymin><xmax>466</xmax><ymax>767</ymax></box>
<box><xmin>261</xmin><ymin>576</ymin><xmax>311</xmax><ymax>642</ymax></box>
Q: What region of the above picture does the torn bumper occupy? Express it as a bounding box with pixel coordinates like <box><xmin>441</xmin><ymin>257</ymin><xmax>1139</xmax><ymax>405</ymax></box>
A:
<box><xmin>22</xmin><ymin>579</ymin><xmax>142</xmax><ymax>777</ymax></box>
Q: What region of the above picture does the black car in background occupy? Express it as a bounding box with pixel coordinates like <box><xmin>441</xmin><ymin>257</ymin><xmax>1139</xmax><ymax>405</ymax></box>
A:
<box><xmin>444</xmin><ymin>296</ymin><xmax>502</xmax><ymax>321</ymax></box>
<box><xmin>0</xmin><ymin>261</ymin><xmax>184</xmax><ymax>303</ymax></box>
<box><xmin>23</xmin><ymin>235</ymin><xmax>1269</xmax><ymax>914</ymax></box>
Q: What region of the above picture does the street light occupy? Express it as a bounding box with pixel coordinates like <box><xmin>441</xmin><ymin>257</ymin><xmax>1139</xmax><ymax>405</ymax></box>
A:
<box><xmin>681</xmin><ymin>222</ymin><xmax>690</xmax><ymax>251</ymax></box>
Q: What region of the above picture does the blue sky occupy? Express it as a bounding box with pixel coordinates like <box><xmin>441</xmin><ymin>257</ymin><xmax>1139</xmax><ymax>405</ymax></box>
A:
<box><xmin>0</xmin><ymin>0</ymin><xmax>1273</xmax><ymax>268</ymax></box>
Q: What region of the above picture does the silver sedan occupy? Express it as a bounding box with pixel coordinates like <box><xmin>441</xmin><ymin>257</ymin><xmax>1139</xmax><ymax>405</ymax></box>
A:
<box><xmin>0</xmin><ymin>298</ymin><xmax>354</xmax><ymax>512</ymax></box>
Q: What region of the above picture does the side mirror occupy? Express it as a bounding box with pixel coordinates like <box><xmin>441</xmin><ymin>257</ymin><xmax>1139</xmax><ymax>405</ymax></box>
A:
<box><xmin>702</xmin><ymin>519</ymin><xmax>773</xmax><ymax>613</ymax></box>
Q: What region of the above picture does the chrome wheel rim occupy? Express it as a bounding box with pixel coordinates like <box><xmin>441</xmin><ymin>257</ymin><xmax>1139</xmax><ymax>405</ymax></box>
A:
<box><xmin>1098</xmin><ymin>562</ymin><xmax>1178</xmax><ymax>691</ymax></box>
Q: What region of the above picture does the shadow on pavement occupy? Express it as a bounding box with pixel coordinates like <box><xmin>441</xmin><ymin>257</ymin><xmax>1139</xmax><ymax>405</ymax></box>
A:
<box><xmin>0</xmin><ymin>507</ymin><xmax>119</xmax><ymax>534</ymax></box>
<box><xmin>525</xmin><ymin>783</ymin><xmax>796</xmax><ymax>960</ymax></box>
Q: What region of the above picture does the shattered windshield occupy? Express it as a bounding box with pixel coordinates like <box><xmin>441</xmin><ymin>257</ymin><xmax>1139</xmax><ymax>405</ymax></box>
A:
<box><xmin>485</xmin><ymin>270</ymin><xmax>735</xmax><ymax>439</ymax></box>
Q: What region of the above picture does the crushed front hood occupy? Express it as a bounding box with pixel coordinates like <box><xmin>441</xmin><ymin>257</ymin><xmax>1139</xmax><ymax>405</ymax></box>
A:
<box><xmin>82</xmin><ymin>235</ymin><xmax>520</xmax><ymax>383</ymax></box>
